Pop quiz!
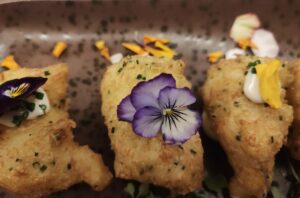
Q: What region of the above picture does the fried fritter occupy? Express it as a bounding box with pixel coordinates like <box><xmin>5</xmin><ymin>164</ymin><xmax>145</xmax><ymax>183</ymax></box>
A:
<box><xmin>287</xmin><ymin>60</ymin><xmax>300</xmax><ymax>160</ymax></box>
<box><xmin>100</xmin><ymin>56</ymin><xmax>203</xmax><ymax>195</ymax></box>
<box><xmin>201</xmin><ymin>56</ymin><xmax>293</xmax><ymax>198</ymax></box>
<box><xmin>0</xmin><ymin>64</ymin><xmax>112</xmax><ymax>197</ymax></box>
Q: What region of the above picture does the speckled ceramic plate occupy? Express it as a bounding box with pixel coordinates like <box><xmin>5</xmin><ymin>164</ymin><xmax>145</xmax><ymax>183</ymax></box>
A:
<box><xmin>0</xmin><ymin>0</ymin><xmax>300</xmax><ymax>197</ymax></box>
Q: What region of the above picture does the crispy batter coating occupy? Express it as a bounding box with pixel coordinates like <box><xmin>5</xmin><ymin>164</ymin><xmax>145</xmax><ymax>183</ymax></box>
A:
<box><xmin>0</xmin><ymin>64</ymin><xmax>112</xmax><ymax>197</ymax></box>
<box><xmin>201</xmin><ymin>57</ymin><xmax>293</xmax><ymax>198</ymax></box>
<box><xmin>100</xmin><ymin>56</ymin><xmax>203</xmax><ymax>194</ymax></box>
<box><xmin>287</xmin><ymin>60</ymin><xmax>300</xmax><ymax>160</ymax></box>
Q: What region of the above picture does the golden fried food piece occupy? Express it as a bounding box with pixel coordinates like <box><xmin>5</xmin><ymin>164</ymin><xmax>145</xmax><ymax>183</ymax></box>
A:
<box><xmin>287</xmin><ymin>60</ymin><xmax>300</xmax><ymax>160</ymax></box>
<box><xmin>100</xmin><ymin>56</ymin><xmax>203</xmax><ymax>194</ymax></box>
<box><xmin>201</xmin><ymin>56</ymin><xmax>293</xmax><ymax>198</ymax></box>
<box><xmin>0</xmin><ymin>64</ymin><xmax>112</xmax><ymax>198</ymax></box>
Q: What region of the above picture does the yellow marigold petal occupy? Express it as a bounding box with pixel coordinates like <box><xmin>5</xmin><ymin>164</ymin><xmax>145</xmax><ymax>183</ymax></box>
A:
<box><xmin>143</xmin><ymin>34</ymin><xmax>170</xmax><ymax>45</ymax></box>
<box><xmin>1</xmin><ymin>55</ymin><xmax>21</xmax><ymax>70</ymax></box>
<box><xmin>256</xmin><ymin>60</ymin><xmax>282</xmax><ymax>109</ymax></box>
<box><xmin>100</xmin><ymin>47</ymin><xmax>111</xmax><ymax>61</ymax></box>
<box><xmin>95</xmin><ymin>40</ymin><xmax>105</xmax><ymax>50</ymax></box>
<box><xmin>237</xmin><ymin>38</ymin><xmax>256</xmax><ymax>49</ymax></box>
<box><xmin>144</xmin><ymin>46</ymin><xmax>174</xmax><ymax>58</ymax></box>
<box><xmin>207</xmin><ymin>51</ymin><xmax>224</xmax><ymax>63</ymax></box>
<box><xmin>52</xmin><ymin>41</ymin><xmax>67</xmax><ymax>58</ymax></box>
<box><xmin>122</xmin><ymin>42</ymin><xmax>147</xmax><ymax>55</ymax></box>
<box><xmin>154</xmin><ymin>41</ymin><xmax>176</xmax><ymax>54</ymax></box>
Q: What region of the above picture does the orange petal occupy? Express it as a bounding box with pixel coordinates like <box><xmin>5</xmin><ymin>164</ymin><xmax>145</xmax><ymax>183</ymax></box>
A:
<box><xmin>143</xmin><ymin>34</ymin><xmax>170</xmax><ymax>45</ymax></box>
<box><xmin>154</xmin><ymin>41</ymin><xmax>176</xmax><ymax>54</ymax></box>
<box><xmin>100</xmin><ymin>47</ymin><xmax>111</xmax><ymax>61</ymax></box>
<box><xmin>207</xmin><ymin>51</ymin><xmax>224</xmax><ymax>63</ymax></box>
<box><xmin>144</xmin><ymin>46</ymin><xmax>174</xmax><ymax>58</ymax></box>
<box><xmin>95</xmin><ymin>40</ymin><xmax>105</xmax><ymax>50</ymax></box>
<box><xmin>52</xmin><ymin>41</ymin><xmax>67</xmax><ymax>58</ymax></box>
<box><xmin>1</xmin><ymin>55</ymin><xmax>21</xmax><ymax>70</ymax></box>
<box><xmin>122</xmin><ymin>42</ymin><xmax>147</xmax><ymax>55</ymax></box>
<box><xmin>237</xmin><ymin>38</ymin><xmax>256</xmax><ymax>50</ymax></box>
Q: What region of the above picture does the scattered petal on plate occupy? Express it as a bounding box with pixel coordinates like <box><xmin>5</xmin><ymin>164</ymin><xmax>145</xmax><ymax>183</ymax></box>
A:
<box><xmin>1</xmin><ymin>55</ymin><xmax>21</xmax><ymax>70</ymax></box>
<box><xmin>95</xmin><ymin>40</ymin><xmax>105</xmax><ymax>50</ymax></box>
<box><xmin>143</xmin><ymin>34</ymin><xmax>169</xmax><ymax>45</ymax></box>
<box><xmin>110</xmin><ymin>53</ymin><xmax>124</xmax><ymax>64</ymax></box>
<box><xmin>100</xmin><ymin>47</ymin><xmax>111</xmax><ymax>62</ymax></box>
<box><xmin>52</xmin><ymin>41</ymin><xmax>67</xmax><ymax>58</ymax></box>
<box><xmin>144</xmin><ymin>46</ymin><xmax>174</xmax><ymax>58</ymax></box>
<box><xmin>237</xmin><ymin>38</ymin><xmax>256</xmax><ymax>50</ymax></box>
<box><xmin>230</xmin><ymin>13</ymin><xmax>261</xmax><ymax>42</ymax></box>
<box><xmin>154</xmin><ymin>41</ymin><xmax>176</xmax><ymax>55</ymax></box>
<box><xmin>225</xmin><ymin>48</ymin><xmax>246</xmax><ymax>59</ymax></box>
<box><xmin>122</xmin><ymin>42</ymin><xmax>147</xmax><ymax>55</ymax></box>
<box><xmin>207</xmin><ymin>51</ymin><xmax>224</xmax><ymax>63</ymax></box>
<box><xmin>251</xmin><ymin>29</ymin><xmax>279</xmax><ymax>58</ymax></box>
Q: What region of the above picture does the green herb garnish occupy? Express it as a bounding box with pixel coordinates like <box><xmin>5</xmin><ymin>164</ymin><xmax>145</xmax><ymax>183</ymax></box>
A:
<box><xmin>34</xmin><ymin>91</ymin><xmax>44</xmax><ymax>100</ymax></box>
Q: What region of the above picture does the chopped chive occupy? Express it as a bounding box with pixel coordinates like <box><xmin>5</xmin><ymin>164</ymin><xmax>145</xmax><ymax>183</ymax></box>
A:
<box><xmin>39</xmin><ymin>104</ymin><xmax>47</xmax><ymax>114</ymax></box>
<box><xmin>44</xmin><ymin>71</ymin><xmax>50</xmax><ymax>76</ymax></box>
<box><xmin>34</xmin><ymin>92</ymin><xmax>44</xmax><ymax>100</ymax></box>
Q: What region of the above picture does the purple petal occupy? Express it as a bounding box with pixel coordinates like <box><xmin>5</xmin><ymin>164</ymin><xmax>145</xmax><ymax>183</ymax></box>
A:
<box><xmin>0</xmin><ymin>77</ymin><xmax>47</xmax><ymax>99</ymax></box>
<box><xmin>162</xmin><ymin>108</ymin><xmax>201</xmax><ymax>145</ymax></box>
<box><xmin>0</xmin><ymin>95</ymin><xmax>19</xmax><ymax>114</ymax></box>
<box><xmin>158</xmin><ymin>87</ymin><xmax>196</xmax><ymax>109</ymax></box>
<box><xmin>132</xmin><ymin>106</ymin><xmax>162</xmax><ymax>138</ymax></box>
<box><xmin>131</xmin><ymin>73</ymin><xmax>176</xmax><ymax>109</ymax></box>
<box><xmin>117</xmin><ymin>96</ymin><xmax>136</xmax><ymax>122</ymax></box>
<box><xmin>0</xmin><ymin>77</ymin><xmax>47</xmax><ymax>114</ymax></box>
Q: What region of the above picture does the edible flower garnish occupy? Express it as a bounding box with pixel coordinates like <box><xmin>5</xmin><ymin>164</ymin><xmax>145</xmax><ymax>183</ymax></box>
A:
<box><xmin>143</xmin><ymin>34</ymin><xmax>169</xmax><ymax>45</ymax></box>
<box><xmin>225</xmin><ymin>48</ymin><xmax>245</xmax><ymax>59</ymax></box>
<box><xmin>95</xmin><ymin>40</ymin><xmax>111</xmax><ymax>61</ymax></box>
<box><xmin>0</xmin><ymin>77</ymin><xmax>47</xmax><ymax>114</ymax></box>
<box><xmin>237</xmin><ymin>38</ymin><xmax>256</xmax><ymax>50</ymax></box>
<box><xmin>110</xmin><ymin>53</ymin><xmax>124</xmax><ymax>64</ymax></box>
<box><xmin>208</xmin><ymin>51</ymin><xmax>224</xmax><ymax>63</ymax></box>
<box><xmin>52</xmin><ymin>41</ymin><xmax>67</xmax><ymax>58</ymax></box>
<box><xmin>1</xmin><ymin>55</ymin><xmax>21</xmax><ymax>70</ymax></box>
<box><xmin>230</xmin><ymin>13</ymin><xmax>260</xmax><ymax>42</ymax></box>
<box><xmin>251</xmin><ymin>29</ymin><xmax>279</xmax><ymax>58</ymax></box>
<box><xmin>144</xmin><ymin>46</ymin><xmax>174</xmax><ymax>59</ymax></box>
<box><xmin>256</xmin><ymin>60</ymin><xmax>282</xmax><ymax>108</ymax></box>
<box><xmin>122</xmin><ymin>42</ymin><xmax>147</xmax><ymax>55</ymax></box>
<box><xmin>117</xmin><ymin>74</ymin><xmax>201</xmax><ymax>144</ymax></box>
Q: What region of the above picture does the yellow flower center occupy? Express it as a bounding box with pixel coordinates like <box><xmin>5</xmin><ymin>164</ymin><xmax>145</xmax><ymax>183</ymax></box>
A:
<box><xmin>5</xmin><ymin>83</ymin><xmax>29</xmax><ymax>98</ymax></box>
<box><xmin>256</xmin><ymin>60</ymin><xmax>282</xmax><ymax>109</ymax></box>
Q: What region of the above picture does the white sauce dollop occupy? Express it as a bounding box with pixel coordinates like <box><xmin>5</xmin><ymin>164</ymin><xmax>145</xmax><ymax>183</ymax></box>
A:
<box><xmin>243</xmin><ymin>69</ymin><xmax>264</xmax><ymax>103</ymax></box>
<box><xmin>0</xmin><ymin>88</ymin><xmax>50</xmax><ymax>127</ymax></box>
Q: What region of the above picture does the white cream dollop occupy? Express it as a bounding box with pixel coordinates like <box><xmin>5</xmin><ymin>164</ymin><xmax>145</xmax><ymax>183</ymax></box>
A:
<box><xmin>243</xmin><ymin>69</ymin><xmax>264</xmax><ymax>103</ymax></box>
<box><xmin>0</xmin><ymin>88</ymin><xmax>50</xmax><ymax>127</ymax></box>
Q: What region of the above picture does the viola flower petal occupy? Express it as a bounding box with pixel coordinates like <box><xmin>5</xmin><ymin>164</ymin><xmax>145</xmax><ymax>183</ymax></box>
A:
<box><xmin>251</xmin><ymin>29</ymin><xmax>279</xmax><ymax>58</ymax></box>
<box><xmin>131</xmin><ymin>73</ymin><xmax>176</xmax><ymax>109</ymax></box>
<box><xmin>0</xmin><ymin>77</ymin><xmax>47</xmax><ymax>99</ymax></box>
<box><xmin>162</xmin><ymin>108</ymin><xmax>201</xmax><ymax>144</ymax></box>
<box><xmin>0</xmin><ymin>95</ymin><xmax>19</xmax><ymax>114</ymax></box>
<box><xmin>132</xmin><ymin>106</ymin><xmax>162</xmax><ymax>138</ymax></box>
<box><xmin>117</xmin><ymin>96</ymin><xmax>136</xmax><ymax>122</ymax></box>
<box><xmin>158</xmin><ymin>87</ymin><xmax>196</xmax><ymax>108</ymax></box>
<box><xmin>0</xmin><ymin>77</ymin><xmax>47</xmax><ymax>114</ymax></box>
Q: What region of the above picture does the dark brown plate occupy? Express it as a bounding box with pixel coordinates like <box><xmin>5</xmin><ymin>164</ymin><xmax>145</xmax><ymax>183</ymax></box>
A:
<box><xmin>0</xmin><ymin>0</ymin><xmax>300</xmax><ymax>197</ymax></box>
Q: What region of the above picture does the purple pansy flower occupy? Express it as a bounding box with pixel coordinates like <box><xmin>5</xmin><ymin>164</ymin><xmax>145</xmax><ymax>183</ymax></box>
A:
<box><xmin>117</xmin><ymin>73</ymin><xmax>201</xmax><ymax>145</ymax></box>
<box><xmin>0</xmin><ymin>77</ymin><xmax>47</xmax><ymax>114</ymax></box>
